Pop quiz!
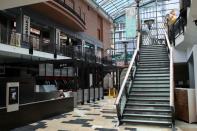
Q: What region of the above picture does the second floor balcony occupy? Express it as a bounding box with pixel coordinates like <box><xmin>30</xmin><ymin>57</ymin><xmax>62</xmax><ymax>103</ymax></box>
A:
<box><xmin>29</xmin><ymin>0</ymin><xmax>86</xmax><ymax>31</ymax></box>
<box><xmin>0</xmin><ymin>31</ymin><xmax>114</xmax><ymax>66</ymax></box>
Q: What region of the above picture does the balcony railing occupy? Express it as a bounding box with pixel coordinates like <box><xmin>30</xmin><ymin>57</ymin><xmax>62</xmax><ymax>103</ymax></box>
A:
<box><xmin>168</xmin><ymin>16</ymin><xmax>186</xmax><ymax>46</ymax></box>
<box><xmin>0</xmin><ymin>30</ymin><xmax>113</xmax><ymax>66</ymax></box>
<box><xmin>168</xmin><ymin>0</ymin><xmax>191</xmax><ymax>46</ymax></box>
<box><xmin>55</xmin><ymin>0</ymin><xmax>85</xmax><ymax>25</ymax></box>
<box><xmin>180</xmin><ymin>0</ymin><xmax>191</xmax><ymax>26</ymax></box>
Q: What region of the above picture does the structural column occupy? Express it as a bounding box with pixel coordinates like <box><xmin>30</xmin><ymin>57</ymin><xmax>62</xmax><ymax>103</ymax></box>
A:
<box><xmin>193</xmin><ymin>45</ymin><xmax>197</xmax><ymax>113</ymax></box>
<box><xmin>16</xmin><ymin>8</ymin><xmax>23</xmax><ymax>35</ymax></box>
<box><xmin>101</xmin><ymin>66</ymin><xmax>104</xmax><ymax>99</ymax></box>
<box><xmin>50</xmin><ymin>26</ymin><xmax>57</xmax><ymax>58</ymax></box>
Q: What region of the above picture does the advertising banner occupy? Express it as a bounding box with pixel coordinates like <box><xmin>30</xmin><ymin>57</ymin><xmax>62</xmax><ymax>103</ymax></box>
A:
<box><xmin>23</xmin><ymin>15</ymin><xmax>30</xmax><ymax>42</ymax></box>
<box><xmin>126</xmin><ymin>7</ymin><xmax>136</xmax><ymax>38</ymax></box>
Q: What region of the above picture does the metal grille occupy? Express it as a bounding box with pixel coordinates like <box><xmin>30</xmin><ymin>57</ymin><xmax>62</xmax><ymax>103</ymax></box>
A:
<box><xmin>140</xmin><ymin>0</ymin><xmax>180</xmax><ymax>45</ymax></box>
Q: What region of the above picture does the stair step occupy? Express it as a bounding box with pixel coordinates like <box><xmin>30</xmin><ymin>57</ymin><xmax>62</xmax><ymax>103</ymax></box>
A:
<box><xmin>135</xmin><ymin>74</ymin><xmax>169</xmax><ymax>77</ymax></box>
<box><xmin>132</xmin><ymin>84</ymin><xmax>170</xmax><ymax>88</ymax></box>
<box><xmin>139</xmin><ymin>61</ymin><xmax>169</xmax><ymax>64</ymax></box>
<box><xmin>122</xmin><ymin>116</ymin><xmax>171</xmax><ymax>122</ymax></box>
<box><xmin>126</xmin><ymin>103</ymin><xmax>170</xmax><ymax>107</ymax></box>
<box><xmin>140</xmin><ymin>55</ymin><xmax>169</xmax><ymax>58</ymax></box>
<box><xmin>128</xmin><ymin>98</ymin><xmax>169</xmax><ymax>102</ymax></box>
<box><xmin>137</xmin><ymin>67</ymin><xmax>169</xmax><ymax>71</ymax></box>
<box><xmin>139</xmin><ymin>59</ymin><xmax>169</xmax><ymax>62</ymax></box>
<box><xmin>140</xmin><ymin>49</ymin><xmax>167</xmax><ymax>52</ymax></box>
<box><xmin>140</xmin><ymin>58</ymin><xmax>169</xmax><ymax>61</ymax></box>
<box><xmin>124</xmin><ymin>108</ymin><xmax>171</xmax><ymax>112</ymax></box>
<box><xmin>126</xmin><ymin>105</ymin><xmax>170</xmax><ymax>109</ymax></box>
<box><xmin>140</xmin><ymin>48</ymin><xmax>167</xmax><ymax>51</ymax></box>
<box><xmin>132</xmin><ymin>90</ymin><xmax>169</xmax><ymax>92</ymax></box>
<box><xmin>140</xmin><ymin>52</ymin><xmax>167</xmax><ymax>54</ymax></box>
<box><xmin>130</xmin><ymin>93</ymin><xmax>169</xmax><ymax>97</ymax></box>
<box><xmin>138</xmin><ymin>64</ymin><xmax>169</xmax><ymax>67</ymax></box>
<box><xmin>140</xmin><ymin>53</ymin><xmax>168</xmax><ymax>56</ymax></box>
<box><xmin>139</xmin><ymin>62</ymin><xmax>169</xmax><ymax>65</ymax></box>
<box><xmin>133</xmin><ymin>81</ymin><xmax>169</xmax><ymax>84</ymax></box>
<box><xmin>135</xmin><ymin>77</ymin><xmax>169</xmax><ymax>81</ymax></box>
<box><xmin>137</xmin><ymin>71</ymin><xmax>169</xmax><ymax>74</ymax></box>
<box><xmin>132</xmin><ymin>88</ymin><xmax>170</xmax><ymax>92</ymax></box>
<box><xmin>129</xmin><ymin>96</ymin><xmax>169</xmax><ymax>99</ymax></box>
<box><xmin>140</xmin><ymin>54</ymin><xmax>168</xmax><ymax>57</ymax></box>
<box><xmin>123</xmin><ymin>113</ymin><xmax>171</xmax><ymax>118</ymax></box>
<box><xmin>121</xmin><ymin>119</ymin><xmax>171</xmax><ymax>125</ymax></box>
<box><xmin>141</xmin><ymin>45</ymin><xmax>166</xmax><ymax>47</ymax></box>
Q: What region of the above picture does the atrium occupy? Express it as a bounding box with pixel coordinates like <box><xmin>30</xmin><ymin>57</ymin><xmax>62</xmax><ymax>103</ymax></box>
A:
<box><xmin>0</xmin><ymin>0</ymin><xmax>197</xmax><ymax>131</ymax></box>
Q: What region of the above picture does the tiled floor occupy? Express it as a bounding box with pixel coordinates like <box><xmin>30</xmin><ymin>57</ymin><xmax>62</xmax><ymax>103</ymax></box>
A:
<box><xmin>13</xmin><ymin>98</ymin><xmax>197</xmax><ymax>131</ymax></box>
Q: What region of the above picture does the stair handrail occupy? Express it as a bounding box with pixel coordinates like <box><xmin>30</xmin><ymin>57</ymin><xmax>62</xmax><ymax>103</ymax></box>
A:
<box><xmin>115</xmin><ymin>32</ymin><xmax>141</xmax><ymax>123</ymax></box>
<box><xmin>164</xmin><ymin>32</ymin><xmax>174</xmax><ymax>107</ymax></box>
<box><xmin>115</xmin><ymin>32</ymin><xmax>141</xmax><ymax>105</ymax></box>
<box><xmin>164</xmin><ymin>31</ymin><xmax>175</xmax><ymax>130</ymax></box>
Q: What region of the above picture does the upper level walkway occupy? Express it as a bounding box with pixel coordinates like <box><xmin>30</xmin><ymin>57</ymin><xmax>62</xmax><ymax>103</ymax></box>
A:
<box><xmin>12</xmin><ymin>97</ymin><xmax>197</xmax><ymax>131</ymax></box>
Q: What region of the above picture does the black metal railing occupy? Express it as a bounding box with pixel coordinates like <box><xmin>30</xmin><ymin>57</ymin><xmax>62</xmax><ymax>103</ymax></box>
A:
<box><xmin>179</xmin><ymin>0</ymin><xmax>191</xmax><ymax>26</ymax></box>
<box><xmin>55</xmin><ymin>0</ymin><xmax>85</xmax><ymax>25</ymax></box>
<box><xmin>26</xmin><ymin>35</ymin><xmax>54</xmax><ymax>54</ymax></box>
<box><xmin>168</xmin><ymin>16</ymin><xmax>185</xmax><ymax>46</ymax></box>
<box><xmin>115</xmin><ymin>32</ymin><xmax>141</xmax><ymax>123</ymax></box>
<box><xmin>0</xmin><ymin>29</ymin><xmax>113</xmax><ymax>65</ymax></box>
<box><xmin>0</xmin><ymin>30</ymin><xmax>30</xmax><ymax>49</ymax></box>
<box><xmin>181</xmin><ymin>0</ymin><xmax>191</xmax><ymax>9</ymax></box>
<box><xmin>167</xmin><ymin>0</ymin><xmax>191</xmax><ymax>46</ymax></box>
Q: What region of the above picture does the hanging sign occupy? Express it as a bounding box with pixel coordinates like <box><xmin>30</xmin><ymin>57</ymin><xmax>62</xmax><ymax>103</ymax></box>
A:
<box><xmin>23</xmin><ymin>15</ymin><xmax>30</xmax><ymax>42</ymax></box>
<box><xmin>126</xmin><ymin>7</ymin><xmax>137</xmax><ymax>38</ymax></box>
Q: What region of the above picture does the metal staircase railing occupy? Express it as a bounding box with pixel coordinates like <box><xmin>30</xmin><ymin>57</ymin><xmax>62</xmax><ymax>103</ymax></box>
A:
<box><xmin>164</xmin><ymin>31</ymin><xmax>175</xmax><ymax>130</ymax></box>
<box><xmin>115</xmin><ymin>32</ymin><xmax>141</xmax><ymax>124</ymax></box>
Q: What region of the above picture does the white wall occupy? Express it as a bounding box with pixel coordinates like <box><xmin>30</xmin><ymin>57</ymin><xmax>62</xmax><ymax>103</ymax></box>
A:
<box><xmin>173</xmin><ymin>47</ymin><xmax>187</xmax><ymax>63</ymax></box>
<box><xmin>193</xmin><ymin>45</ymin><xmax>197</xmax><ymax>113</ymax></box>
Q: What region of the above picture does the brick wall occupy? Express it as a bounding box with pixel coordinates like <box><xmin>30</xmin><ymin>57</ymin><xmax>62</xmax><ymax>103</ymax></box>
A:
<box><xmin>69</xmin><ymin>0</ymin><xmax>112</xmax><ymax>53</ymax></box>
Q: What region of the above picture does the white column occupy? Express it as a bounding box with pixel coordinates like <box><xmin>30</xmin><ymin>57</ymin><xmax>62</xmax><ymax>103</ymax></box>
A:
<box><xmin>188</xmin><ymin>59</ymin><xmax>195</xmax><ymax>88</ymax></box>
<box><xmin>193</xmin><ymin>45</ymin><xmax>197</xmax><ymax>113</ymax></box>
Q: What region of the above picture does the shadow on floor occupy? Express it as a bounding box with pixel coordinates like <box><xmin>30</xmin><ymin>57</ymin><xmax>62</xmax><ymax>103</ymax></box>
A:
<box><xmin>62</xmin><ymin>119</ymin><xmax>93</xmax><ymax>127</ymax></box>
<box><xmin>12</xmin><ymin>121</ymin><xmax>48</xmax><ymax>131</ymax></box>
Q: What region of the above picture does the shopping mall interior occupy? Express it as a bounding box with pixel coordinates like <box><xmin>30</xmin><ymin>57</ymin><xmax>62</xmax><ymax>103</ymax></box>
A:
<box><xmin>0</xmin><ymin>0</ymin><xmax>197</xmax><ymax>131</ymax></box>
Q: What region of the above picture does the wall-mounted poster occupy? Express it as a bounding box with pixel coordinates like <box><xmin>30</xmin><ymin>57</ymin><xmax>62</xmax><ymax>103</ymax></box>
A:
<box><xmin>9</xmin><ymin>87</ymin><xmax>18</xmax><ymax>105</ymax></box>
<box><xmin>6</xmin><ymin>82</ymin><xmax>19</xmax><ymax>112</ymax></box>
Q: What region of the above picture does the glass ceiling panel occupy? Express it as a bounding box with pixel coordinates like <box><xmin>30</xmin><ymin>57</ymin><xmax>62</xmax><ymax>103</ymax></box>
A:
<box><xmin>93</xmin><ymin>0</ymin><xmax>171</xmax><ymax>19</ymax></box>
<box><xmin>93</xmin><ymin>0</ymin><xmax>135</xmax><ymax>19</ymax></box>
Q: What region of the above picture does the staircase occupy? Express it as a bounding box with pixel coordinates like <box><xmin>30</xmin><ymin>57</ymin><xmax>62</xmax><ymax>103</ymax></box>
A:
<box><xmin>120</xmin><ymin>44</ymin><xmax>172</xmax><ymax>126</ymax></box>
<box><xmin>115</xmin><ymin>31</ymin><xmax>174</xmax><ymax>129</ymax></box>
